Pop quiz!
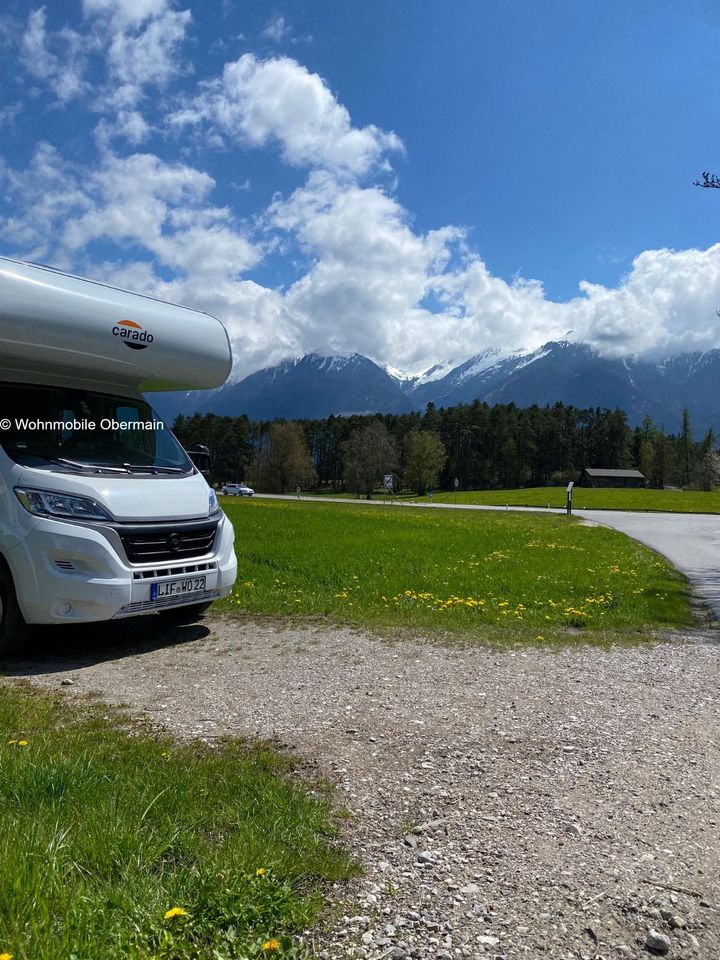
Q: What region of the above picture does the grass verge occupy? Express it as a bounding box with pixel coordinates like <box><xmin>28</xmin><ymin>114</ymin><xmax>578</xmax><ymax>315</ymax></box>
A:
<box><xmin>220</xmin><ymin>498</ymin><xmax>691</xmax><ymax>636</ymax></box>
<box><xmin>0</xmin><ymin>684</ymin><xmax>355</xmax><ymax>960</ymax></box>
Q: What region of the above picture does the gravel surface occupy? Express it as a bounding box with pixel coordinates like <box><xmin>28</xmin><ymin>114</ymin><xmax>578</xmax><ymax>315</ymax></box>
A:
<box><xmin>6</xmin><ymin>618</ymin><xmax>720</xmax><ymax>960</ymax></box>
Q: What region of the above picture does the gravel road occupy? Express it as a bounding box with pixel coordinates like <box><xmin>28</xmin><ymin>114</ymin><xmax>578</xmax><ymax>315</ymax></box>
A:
<box><xmin>6</xmin><ymin>618</ymin><xmax>720</xmax><ymax>960</ymax></box>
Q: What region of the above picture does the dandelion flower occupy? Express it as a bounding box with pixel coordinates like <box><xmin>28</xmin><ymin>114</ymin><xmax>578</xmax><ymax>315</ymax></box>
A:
<box><xmin>256</xmin><ymin>867</ymin><xmax>267</xmax><ymax>876</ymax></box>
<box><xmin>262</xmin><ymin>941</ymin><xmax>281</xmax><ymax>953</ymax></box>
<box><xmin>0</xmin><ymin>952</ymin><xmax>13</xmax><ymax>959</ymax></box>
<box><xmin>164</xmin><ymin>907</ymin><xmax>188</xmax><ymax>920</ymax></box>
<box><xmin>17</xmin><ymin>740</ymin><xmax>28</xmax><ymax>747</ymax></box>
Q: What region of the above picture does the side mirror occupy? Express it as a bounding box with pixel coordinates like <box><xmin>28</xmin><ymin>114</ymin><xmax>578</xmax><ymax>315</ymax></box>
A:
<box><xmin>187</xmin><ymin>444</ymin><xmax>211</xmax><ymax>477</ymax></box>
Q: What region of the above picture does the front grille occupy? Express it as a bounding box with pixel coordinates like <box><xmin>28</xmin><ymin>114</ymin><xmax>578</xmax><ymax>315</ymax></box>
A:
<box><xmin>118</xmin><ymin>521</ymin><xmax>218</xmax><ymax>564</ymax></box>
<box><xmin>132</xmin><ymin>561</ymin><xmax>217</xmax><ymax>580</ymax></box>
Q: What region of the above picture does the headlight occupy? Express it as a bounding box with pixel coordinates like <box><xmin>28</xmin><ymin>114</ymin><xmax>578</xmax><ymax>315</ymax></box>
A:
<box><xmin>208</xmin><ymin>489</ymin><xmax>219</xmax><ymax>514</ymax></box>
<box><xmin>14</xmin><ymin>487</ymin><xmax>113</xmax><ymax>522</ymax></box>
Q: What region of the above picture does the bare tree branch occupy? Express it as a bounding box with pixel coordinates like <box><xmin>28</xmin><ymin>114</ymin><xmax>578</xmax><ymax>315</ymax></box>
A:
<box><xmin>693</xmin><ymin>171</ymin><xmax>720</xmax><ymax>188</ymax></box>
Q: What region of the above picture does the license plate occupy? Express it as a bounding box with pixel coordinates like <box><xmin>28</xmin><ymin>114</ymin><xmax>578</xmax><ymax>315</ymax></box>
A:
<box><xmin>151</xmin><ymin>576</ymin><xmax>207</xmax><ymax>600</ymax></box>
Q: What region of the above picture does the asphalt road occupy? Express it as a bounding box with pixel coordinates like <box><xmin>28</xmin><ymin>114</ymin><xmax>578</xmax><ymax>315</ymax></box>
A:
<box><xmin>577</xmin><ymin>509</ymin><xmax>720</xmax><ymax>621</ymax></box>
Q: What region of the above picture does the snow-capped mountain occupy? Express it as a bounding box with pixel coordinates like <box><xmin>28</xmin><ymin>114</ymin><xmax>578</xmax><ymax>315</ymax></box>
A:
<box><xmin>152</xmin><ymin>351</ymin><xmax>413</xmax><ymax>422</ymax></box>
<box><xmin>150</xmin><ymin>341</ymin><xmax>720</xmax><ymax>433</ymax></box>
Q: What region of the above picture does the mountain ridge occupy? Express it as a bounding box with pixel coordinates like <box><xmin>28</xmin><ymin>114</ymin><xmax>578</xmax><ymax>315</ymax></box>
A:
<box><xmin>150</xmin><ymin>341</ymin><xmax>720</xmax><ymax>434</ymax></box>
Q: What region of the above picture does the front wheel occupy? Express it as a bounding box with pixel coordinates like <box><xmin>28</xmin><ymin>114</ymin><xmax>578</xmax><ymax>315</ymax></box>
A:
<box><xmin>158</xmin><ymin>601</ymin><xmax>213</xmax><ymax>625</ymax></box>
<box><xmin>0</xmin><ymin>563</ymin><xmax>33</xmax><ymax>656</ymax></box>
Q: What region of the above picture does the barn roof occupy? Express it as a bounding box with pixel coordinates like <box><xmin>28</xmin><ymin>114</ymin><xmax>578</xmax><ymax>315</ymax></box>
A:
<box><xmin>582</xmin><ymin>468</ymin><xmax>645</xmax><ymax>478</ymax></box>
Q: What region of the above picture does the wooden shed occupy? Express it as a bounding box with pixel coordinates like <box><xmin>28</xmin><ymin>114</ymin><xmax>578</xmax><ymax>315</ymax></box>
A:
<box><xmin>579</xmin><ymin>468</ymin><xmax>646</xmax><ymax>488</ymax></box>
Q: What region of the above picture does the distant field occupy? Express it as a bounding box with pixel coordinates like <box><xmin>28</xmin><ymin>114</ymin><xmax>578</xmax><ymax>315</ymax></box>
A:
<box><xmin>219</xmin><ymin>498</ymin><xmax>690</xmax><ymax>636</ymax></box>
<box><xmin>305</xmin><ymin>486</ymin><xmax>720</xmax><ymax>513</ymax></box>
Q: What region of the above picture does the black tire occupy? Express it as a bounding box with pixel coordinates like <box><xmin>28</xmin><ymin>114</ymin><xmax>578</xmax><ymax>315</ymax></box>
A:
<box><xmin>0</xmin><ymin>562</ymin><xmax>33</xmax><ymax>656</ymax></box>
<box><xmin>158</xmin><ymin>601</ymin><xmax>213</xmax><ymax>625</ymax></box>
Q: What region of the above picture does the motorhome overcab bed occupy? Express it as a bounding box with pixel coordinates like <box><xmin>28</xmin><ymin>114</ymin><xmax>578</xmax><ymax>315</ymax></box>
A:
<box><xmin>0</xmin><ymin>257</ymin><xmax>237</xmax><ymax>653</ymax></box>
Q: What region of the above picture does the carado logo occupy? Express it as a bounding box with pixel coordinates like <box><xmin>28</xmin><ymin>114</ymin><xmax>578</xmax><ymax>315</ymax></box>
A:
<box><xmin>112</xmin><ymin>319</ymin><xmax>154</xmax><ymax>350</ymax></box>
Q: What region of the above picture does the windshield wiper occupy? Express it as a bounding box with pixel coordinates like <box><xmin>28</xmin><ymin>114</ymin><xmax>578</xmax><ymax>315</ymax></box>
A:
<box><xmin>51</xmin><ymin>457</ymin><xmax>131</xmax><ymax>474</ymax></box>
<box><xmin>121</xmin><ymin>463</ymin><xmax>186</xmax><ymax>474</ymax></box>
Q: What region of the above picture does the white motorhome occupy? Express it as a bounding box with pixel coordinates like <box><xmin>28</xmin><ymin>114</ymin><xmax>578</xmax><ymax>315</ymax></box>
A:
<box><xmin>0</xmin><ymin>257</ymin><xmax>237</xmax><ymax>653</ymax></box>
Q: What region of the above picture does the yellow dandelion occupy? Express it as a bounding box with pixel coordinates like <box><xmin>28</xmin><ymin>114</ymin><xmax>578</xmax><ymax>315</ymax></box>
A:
<box><xmin>262</xmin><ymin>941</ymin><xmax>281</xmax><ymax>953</ymax></box>
<box><xmin>7</xmin><ymin>740</ymin><xmax>17</xmax><ymax>745</ymax></box>
<box><xmin>17</xmin><ymin>740</ymin><xmax>28</xmax><ymax>747</ymax></box>
<box><xmin>256</xmin><ymin>867</ymin><xmax>267</xmax><ymax>876</ymax></box>
<box><xmin>0</xmin><ymin>952</ymin><xmax>13</xmax><ymax>959</ymax></box>
<box><xmin>164</xmin><ymin>907</ymin><xmax>188</xmax><ymax>920</ymax></box>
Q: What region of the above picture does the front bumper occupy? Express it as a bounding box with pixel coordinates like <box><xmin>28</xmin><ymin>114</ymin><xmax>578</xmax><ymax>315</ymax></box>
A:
<box><xmin>6</xmin><ymin>512</ymin><xmax>237</xmax><ymax>624</ymax></box>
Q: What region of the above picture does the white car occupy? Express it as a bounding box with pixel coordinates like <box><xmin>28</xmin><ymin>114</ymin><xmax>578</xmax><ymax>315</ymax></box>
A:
<box><xmin>222</xmin><ymin>483</ymin><xmax>254</xmax><ymax>496</ymax></box>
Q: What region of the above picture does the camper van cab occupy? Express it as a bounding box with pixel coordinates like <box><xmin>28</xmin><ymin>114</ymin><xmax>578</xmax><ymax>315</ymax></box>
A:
<box><xmin>0</xmin><ymin>257</ymin><xmax>237</xmax><ymax>653</ymax></box>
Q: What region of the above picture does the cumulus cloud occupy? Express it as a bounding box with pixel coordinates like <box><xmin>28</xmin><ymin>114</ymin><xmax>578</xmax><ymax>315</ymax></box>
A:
<box><xmin>170</xmin><ymin>54</ymin><xmax>403</xmax><ymax>175</ymax></box>
<box><xmin>268</xmin><ymin>172</ymin><xmax>464</xmax><ymax>366</ymax></box>
<box><xmin>17</xmin><ymin>1</ymin><xmax>191</xmax><ymax>138</ymax></box>
<box><xmin>82</xmin><ymin>0</ymin><xmax>172</xmax><ymax>30</ymax></box>
<box><xmin>102</xmin><ymin>6</ymin><xmax>192</xmax><ymax>107</ymax></box>
<box><xmin>0</xmin><ymin>145</ymin><xmax>260</xmax><ymax>279</ymax></box>
<box><xmin>261</xmin><ymin>15</ymin><xmax>290</xmax><ymax>43</ymax></box>
<box><xmin>20</xmin><ymin>7</ymin><xmax>91</xmax><ymax>103</ymax></box>
<box><xmin>5</xmin><ymin>20</ymin><xmax>720</xmax><ymax>381</ymax></box>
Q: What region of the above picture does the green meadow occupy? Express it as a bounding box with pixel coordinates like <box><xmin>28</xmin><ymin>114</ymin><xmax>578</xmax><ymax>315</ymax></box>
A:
<box><xmin>411</xmin><ymin>486</ymin><xmax>720</xmax><ymax>513</ymax></box>
<box><xmin>0</xmin><ymin>686</ymin><xmax>355</xmax><ymax>960</ymax></box>
<box><xmin>219</xmin><ymin>498</ymin><xmax>691</xmax><ymax>636</ymax></box>
<box><xmin>310</xmin><ymin>485</ymin><xmax>720</xmax><ymax>513</ymax></box>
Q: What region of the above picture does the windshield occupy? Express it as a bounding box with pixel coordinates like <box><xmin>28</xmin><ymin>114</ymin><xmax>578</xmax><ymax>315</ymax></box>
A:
<box><xmin>0</xmin><ymin>383</ymin><xmax>193</xmax><ymax>475</ymax></box>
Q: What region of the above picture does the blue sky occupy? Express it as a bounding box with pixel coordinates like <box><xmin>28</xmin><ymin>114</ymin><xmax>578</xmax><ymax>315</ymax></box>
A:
<box><xmin>2</xmin><ymin>0</ymin><xmax>720</xmax><ymax>379</ymax></box>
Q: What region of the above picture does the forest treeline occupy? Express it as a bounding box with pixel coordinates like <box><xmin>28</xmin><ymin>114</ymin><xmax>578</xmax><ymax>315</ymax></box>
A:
<box><xmin>172</xmin><ymin>401</ymin><xmax>719</xmax><ymax>493</ymax></box>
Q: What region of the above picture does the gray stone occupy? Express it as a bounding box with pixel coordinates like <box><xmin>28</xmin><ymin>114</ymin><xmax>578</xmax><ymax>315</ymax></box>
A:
<box><xmin>645</xmin><ymin>929</ymin><xmax>671</xmax><ymax>954</ymax></box>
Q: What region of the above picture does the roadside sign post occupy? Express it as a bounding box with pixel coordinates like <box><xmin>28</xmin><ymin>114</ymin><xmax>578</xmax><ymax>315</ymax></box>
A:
<box><xmin>454</xmin><ymin>477</ymin><xmax>459</xmax><ymax>503</ymax></box>
<box><xmin>566</xmin><ymin>481</ymin><xmax>574</xmax><ymax>515</ymax></box>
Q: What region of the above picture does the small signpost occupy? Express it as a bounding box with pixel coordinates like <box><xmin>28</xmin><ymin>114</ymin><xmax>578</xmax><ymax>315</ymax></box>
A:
<box><xmin>566</xmin><ymin>480</ymin><xmax>574</xmax><ymax>515</ymax></box>
<box><xmin>453</xmin><ymin>476</ymin><xmax>459</xmax><ymax>503</ymax></box>
<box><xmin>383</xmin><ymin>474</ymin><xmax>394</xmax><ymax>493</ymax></box>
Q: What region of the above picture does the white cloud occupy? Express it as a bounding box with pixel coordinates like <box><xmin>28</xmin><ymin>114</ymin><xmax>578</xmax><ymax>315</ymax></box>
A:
<box><xmin>5</xmin><ymin>140</ymin><xmax>720</xmax><ymax>382</ymax></box>
<box><xmin>0</xmin><ymin>146</ymin><xmax>261</xmax><ymax>282</ymax></box>
<box><xmin>20</xmin><ymin>7</ymin><xmax>90</xmax><ymax>103</ymax></box>
<box><xmin>16</xmin><ymin>2</ymin><xmax>191</xmax><ymax>131</ymax></box>
<box><xmin>103</xmin><ymin>6</ymin><xmax>192</xmax><ymax>106</ymax></box>
<box><xmin>95</xmin><ymin>109</ymin><xmax>151</xmax><ymax>146</ymax></box>
<box><xmin>268</xmin><ymin>172</ymin><xmax>464</xmax><ymax>366</ymax></box>
<box><xmin>0</xmin><ymin>103</ymin><xmax>22</xmax><ymax>127</ymax></box>
<box><xmin>572</xmin><ymin>245</ymin><xmax>720</xmax><ymax>358</ymax></box>
<box><xmin>6</xmin><ymin>18</ymin><xmax>720</xmax><ymax>382</ymax></box>
<box><xmin>261</xmin><ymin>15</ymin><xmax>290</xmax><ymax>43</ymax></box>
<box><xmin>171</xmin><ymin>54</ymin><xmax>403</xmax><ymax>175</ymax></box>
<box><xmin>82</xmin><ymin>0</ymin><xmax>172</xmax><ymax>30</ymax></box>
